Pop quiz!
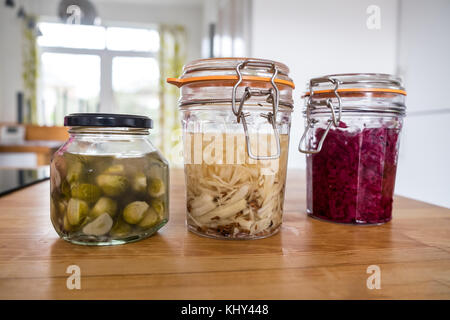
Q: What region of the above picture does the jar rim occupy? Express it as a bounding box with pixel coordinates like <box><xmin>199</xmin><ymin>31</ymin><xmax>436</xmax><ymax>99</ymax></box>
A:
<box><xmin>167</xmin><ymin>75</ymin><xmax>295</xmax><ymax>89</ymax></box>
<box><xmin>304</xmin><ymin>87</ymin><xmax>406</xmax><ymax>97</ymax></box>
<box><xmin>167</xmin><ymin>57</ymin><xmax>294</xmax><ymax>89</ymax></box>
<box><xmin>182</xmin><ymin>57</ymin><xmax>290</xmax><ymax>75</ymax></box>
<box><xmin>67</xmin><ymin>126</ymin><xmax>150</xmax><ymax>135</ymax></box>
<box><xmin>303</xmin><ymin>73</ymin><xmax>406</xmax><ymax>96</ymax></box>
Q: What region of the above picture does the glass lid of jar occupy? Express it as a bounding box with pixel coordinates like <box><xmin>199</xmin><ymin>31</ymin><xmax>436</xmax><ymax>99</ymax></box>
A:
<box><xmin>302</xmin><ymin>73</ymin><xmax>407</xmax><ymax>116</ymax></box>
<box><xmin>304</xmin><ymin>73</ymin><xmax>406</xmax><ymax>96</ymax></box>
<box><xmin>299</xmin><ymin>73</ymin><xmax>407</xmax><ymax>154</ymax></box>
<box><xmin>64</xmin><ymin>113</ymin><xmax>153</xmax><ymax>128</ymax></box>
<box><xmin>167</xmin><ymin>58</ymin><xmax>295</xmax><ymax>161</ymax></box>
<box><xmin>167</xmin><ymin>57</ymin><xmax>295</xmax><ymax>89</ymax></box>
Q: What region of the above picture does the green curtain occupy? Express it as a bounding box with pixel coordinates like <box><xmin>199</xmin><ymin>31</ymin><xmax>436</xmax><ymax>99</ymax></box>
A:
<box><xmin>22</xmin><ymin>16</ymin><xmax>39</xmax><ymax>124</ymax></box>
<box><xmin>158</xmin><ymin>25</ymin><xmax>186</xmax><ymax>167</ymax></box>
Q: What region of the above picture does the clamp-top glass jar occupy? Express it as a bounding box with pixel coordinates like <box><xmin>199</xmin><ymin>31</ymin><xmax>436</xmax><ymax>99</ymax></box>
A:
<box><xmin>168</xmin><ymin>58</ymin><xmax>295</xmax><ymax>239</ymax></box>
<box><xmin>50</xmin><ymin>113</ymin><xmax>169</xmax><ymax>245</ymax></box>
<box><xmin>299</xmin><ymin>74</ymin><xmax>406</xmax><ymax>224</ymax></box>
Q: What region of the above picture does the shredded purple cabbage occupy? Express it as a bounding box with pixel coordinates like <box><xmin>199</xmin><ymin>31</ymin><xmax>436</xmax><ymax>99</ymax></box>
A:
<box><xmin>307</xmin><ymin>122</ymin><xmax>400</xmax><ymax>224</ymax></box>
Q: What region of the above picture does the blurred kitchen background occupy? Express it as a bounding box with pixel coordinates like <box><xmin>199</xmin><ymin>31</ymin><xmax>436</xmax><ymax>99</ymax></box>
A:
<box><xmin>0</xmin><ymin>0</ymin><xmax>448</xmax><ymax>207</ymax></box>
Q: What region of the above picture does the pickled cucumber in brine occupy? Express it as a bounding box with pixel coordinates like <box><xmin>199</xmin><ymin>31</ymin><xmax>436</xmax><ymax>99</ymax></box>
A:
<box><xmin>50</xmin><ymin>152</ymin><xmax>169</xmax><ymax>245</ymax></box>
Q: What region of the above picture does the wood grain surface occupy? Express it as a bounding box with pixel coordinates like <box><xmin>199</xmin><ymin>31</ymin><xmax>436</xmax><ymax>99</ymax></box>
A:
<box><xmin>25</xmin><ymin>125</ymin><xmax>68</xmax><ymax>142</ymax></box>
<box><xmin>0</xmin><ymin>169</ymin><xmax>448</xmax><ymax>299</ymax></box>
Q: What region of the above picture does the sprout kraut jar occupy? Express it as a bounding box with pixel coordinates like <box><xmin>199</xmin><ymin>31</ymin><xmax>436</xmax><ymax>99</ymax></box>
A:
<box><xmin>50</xmin><ymin>113</ymin><xmax>169</xmax><ymax>245</ymax></box>
<box><xmin>299</xmin><ymin>74</ymin><xmax>406</xmax><ymax>225</ymax></box>
<box><xmin>168</xmin><ymin>58</ymin><xmax>295</xmax><ymax>239</ymax></box>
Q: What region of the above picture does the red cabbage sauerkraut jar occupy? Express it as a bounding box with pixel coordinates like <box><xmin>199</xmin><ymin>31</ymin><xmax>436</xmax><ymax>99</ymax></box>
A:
<box><xmin>168</xmin><ymin>58</ymin><xmax>294</xmax><ymax>239</ymax></box>
<box><xmin>299</xmin><ymin>74</ymin><xmax>406</xmax><ymax>225</ymax></box>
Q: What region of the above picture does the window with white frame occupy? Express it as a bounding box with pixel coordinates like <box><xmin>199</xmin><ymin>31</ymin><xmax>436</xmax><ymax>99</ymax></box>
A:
<box><xmin>37</xmin><ymin>22</ymin><xmax>160</xmax><ymax>128</ymax></box>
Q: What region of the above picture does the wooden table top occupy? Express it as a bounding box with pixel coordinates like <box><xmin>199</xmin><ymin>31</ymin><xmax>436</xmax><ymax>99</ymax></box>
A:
<box><xmin>0</xmin><ymin>169</ymin><xmax>448</xmax><ymax>299</ymax></box>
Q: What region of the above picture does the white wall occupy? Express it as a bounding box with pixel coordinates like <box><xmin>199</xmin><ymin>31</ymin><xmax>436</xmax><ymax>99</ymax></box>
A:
<box><xmin>0</xmin><ymin>0</ymin><xmax>203</xmax><ymax>123</ymax></box>
<box><xmin>0</xmin><ymin>6</ymin><xmax>24</xmax><ymax>123</ymax></box>
<box><xmin>396</xmin><ymin>0</ymin><xmax>450</xmax><ymax>114</ymax></box>
<box><xmin>251</xmin><ymin>0</ymin><xmax>450</xmax><ymax>208</ymax></box>
<box><xmin>251</xmin><ymin>0</ymin><xmax>399</xmax><ymax>170</ymax></box>
<box><xmin>397</xmin><ymin>113</ymin><xmax>450</xmax><ymax>208</ymax></box>
<box><xmin>395</xmin><ymin>0</ymin><xmax>450</xmax><ymax>208</ymax></box>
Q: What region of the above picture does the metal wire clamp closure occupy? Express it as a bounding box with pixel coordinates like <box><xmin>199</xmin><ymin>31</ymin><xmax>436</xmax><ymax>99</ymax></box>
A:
<box><xmin>231</xmin><ymin>59</ymin><xmax>281</xmax><ymax>160</ymax></box>
<box><xmin>298</xmin><ymin>77</ymin><xmax>342</xmax><ymax>154</ymax></box>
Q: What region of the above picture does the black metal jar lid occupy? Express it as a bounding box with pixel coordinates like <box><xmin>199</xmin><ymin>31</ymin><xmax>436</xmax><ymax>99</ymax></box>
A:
<box><xmin>64</xmin><ymin>113</ymin><xmax>153</xmax><ymax>129</ymax></box>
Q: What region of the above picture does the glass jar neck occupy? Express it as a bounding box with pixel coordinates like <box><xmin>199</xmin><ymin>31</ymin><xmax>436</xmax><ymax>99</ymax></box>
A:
<box><xmin>306</xmin><ymin>92</ymin><xmax>406</xmax><ymax>117</ymax></box>
<box><xmin>68</xmin><ymin>127</ymin><xmax>150</xmax><ymax>136</ymax></box>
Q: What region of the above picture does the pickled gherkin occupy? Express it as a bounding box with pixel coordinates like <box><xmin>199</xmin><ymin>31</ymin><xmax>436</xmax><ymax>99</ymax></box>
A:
<box><xmin>63</xmin><ymin>214</ymin><xmax>73</xmax><ymax>231</ymax></box>
<box><xmin>50</xmin><ymin>152</ymin><xmax>169</xmax><ymax>245</ymax></box>
<box><xmin>148</xmin><ymin>178</ymin><xmax>165</xmax><ymax>197</ymax></box>
<box><xmin>90</xmin><ymin>197</ymin><xmax>118</xmax><ymax>218</ymax></box>
<box><xmin>123</xmin><ymin>201</ymin><xmax>148</xmax><ymax>224</ymax></box>
<box><xmin>96</xmin><ymin>174</ymin><xmax>128</xmax><ymax>197</ymax></box>
<box><xmin>66</xmin><ymin>161</ymin><xmax>83</xmax><ymax>184</ymax></box>
<box><xmin>150</xmin><ymin>198</ymin><xmax>165</xmax><ymax>219</ymax></box>
<box><xmin>67</xmin><ymin>198</ymin><xmax>89</xmax><ymax>226</ymax></box>
<box><xmin>132</xmin><ymin>172</ymin><xmax>147</xmax><ymax>193</ymax></box>
<box><xmin>71</xmin><ymin>183</ymin><xmax>101</xmax><ymax>203</ymax></box>
<box><xmin>139</xmin><ymin>207</ymin><xmax>159</xmax><ymax>228</ymax></box>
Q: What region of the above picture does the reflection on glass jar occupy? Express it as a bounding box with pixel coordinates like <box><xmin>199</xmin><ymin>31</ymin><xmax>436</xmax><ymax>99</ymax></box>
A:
<box><xmin>299</xmin><ymin>74</ymin><xmax>407</xmax><ymax>225</ymax></box>
<box><xmin>50</xmin><ymin>113</ymin><xmax>169</xmax><ymax>245</ymax></box>
<box><xmin>168</xmin><ymin>58</ymin><xmax>295</xmax><ymax>239</ymax></box>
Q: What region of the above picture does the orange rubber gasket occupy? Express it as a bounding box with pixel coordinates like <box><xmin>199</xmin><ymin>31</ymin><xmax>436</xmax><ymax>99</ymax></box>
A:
<box><xmin>167</xmin><ymin>75</ymin><xmax>295</xmax><ymax>89</ymax></box>
<box><xmin>303</xmin><ymin>88</ymin><xmax>406</xmax><ymax>97</ymax></box>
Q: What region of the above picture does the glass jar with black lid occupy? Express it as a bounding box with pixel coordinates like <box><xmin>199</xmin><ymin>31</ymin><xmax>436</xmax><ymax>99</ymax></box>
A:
<box><xmin>50</xmin><ymin>113</ymin><xmax>169</xmax><ymax>245</ymax></box>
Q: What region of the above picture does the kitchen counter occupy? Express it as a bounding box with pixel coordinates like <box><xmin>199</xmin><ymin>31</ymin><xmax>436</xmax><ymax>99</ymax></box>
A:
<box><xmin>0</xmin><ymin>169</ymin><xmax>448</xmax><ymax>299</ymax></box>
<box><xmin>0</xmin><ymin>141</ymin><xmax>62</xmax><ymax>166</ymax></box>
<box><xmin>0</xmin><ymin>167</ymin><xmax>49</xmax><ymax>196</ymax></box>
